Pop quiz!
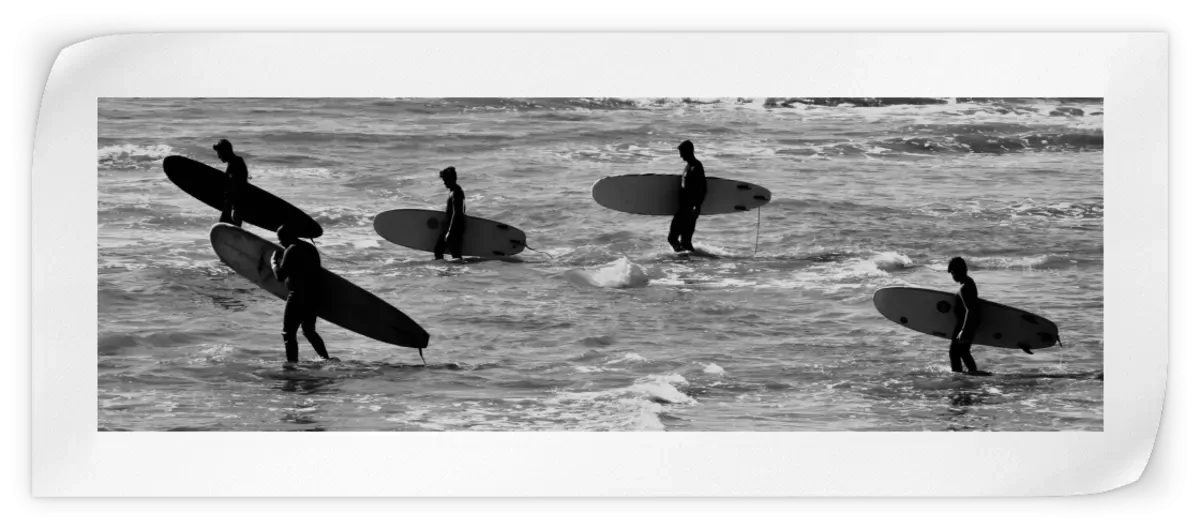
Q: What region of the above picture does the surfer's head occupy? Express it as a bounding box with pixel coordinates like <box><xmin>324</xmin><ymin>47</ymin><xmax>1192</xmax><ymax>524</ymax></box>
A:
<box><xmin>439</xmin><ymin>166</ymin><xmax>458</xmax><ymax>187</ymax></box>
<box><xmin>276</xmin><ymin>224</ymin><xmax>298</xmax><ymax>246</ymax></box>
<box><xmin>213</xmin><ymin>139</ymin><xmax>234</xmax><ymax>161</ymax></box>
<box><xmin>948</xmin><ymin>256</ymin><xmax>968</xmax><ymax>282</ymax></box>
<box><xmin>678</xmin><ymin>140</ymin><xmax>695</xmax><ymax>160</ymax></box>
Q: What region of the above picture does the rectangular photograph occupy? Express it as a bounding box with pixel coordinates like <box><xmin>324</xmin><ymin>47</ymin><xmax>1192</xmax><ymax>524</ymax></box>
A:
<box><xmin>97</xmin><ymin>97</ymin><xmax>1103</xmax><ymax>432</ymax></box>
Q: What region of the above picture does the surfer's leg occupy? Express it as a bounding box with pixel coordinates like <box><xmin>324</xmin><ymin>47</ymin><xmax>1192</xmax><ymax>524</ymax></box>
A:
<box><xmin>960</xmin><ymin>343</ymin><xmax>978</xmax><ymax>373</ymax></box>
<box><xmin>667</xmin><ymin>212</ymin><xmax>683</xmax><ymax>251</ymax></box>
<box><xmin>229</xmin><ymin>186</ymin><xmax>245</xmax><ymax>227</ymax></box>
<box><xmin>282</xmin><ymin>294</ymin><xmax>302</xmax><ymax>363</ymax></box>
<box><xmin>220</xmin><ymin>188</ymin><xmax>236</xmax><ymax>225</ymax></box>
<box><xmin>681</xmin><ymin>209</ymin><xmax>699</xmax><ymax>252</ymax></box>
<box><xmin>433</xmin><ymin>230</ymin><xmax>446</xmax><ymax>260</ymax></box>
<box><xmin>948</xmin><ymin>340</ymin><xmax>964</xmax><ymax>372</ymax></box>
<box><xmin>300</xmin><ymin>307</ymin><xmax>329</xmax><ymax>360</ymax></box>
<box><xmin>448</xmin><ymin>223</ymin><xmax>465</xmax><ymax>260</ymax></box>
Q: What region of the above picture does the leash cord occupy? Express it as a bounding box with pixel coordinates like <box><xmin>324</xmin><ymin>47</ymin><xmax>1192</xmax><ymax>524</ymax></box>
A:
<box><xmin>753</xmin><ymin>207</ymin><xmax>762</xmax><ymax>258</ymax></box>
<box><xmin>309</xmin><ymin>237</ymin><xmax>357</xmax><ymax>266</ymax></box>
<box><xmin>522</xmin><ymin>241</ymin><xmax>554</xmax><ymax>258</ymax></box>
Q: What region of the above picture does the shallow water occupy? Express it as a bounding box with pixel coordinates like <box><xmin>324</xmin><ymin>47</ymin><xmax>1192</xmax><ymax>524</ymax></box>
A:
<box><xmin>98</xmin><ymin>97</ymin><xmax>1103</xmax><ymax>431</ymax></box>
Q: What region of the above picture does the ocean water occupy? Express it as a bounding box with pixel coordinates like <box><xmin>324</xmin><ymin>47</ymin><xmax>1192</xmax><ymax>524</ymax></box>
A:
<box><xmin>98</xmin><ymin>98</ymin><xmax>1104</xmax><ymax>431</ymax></box>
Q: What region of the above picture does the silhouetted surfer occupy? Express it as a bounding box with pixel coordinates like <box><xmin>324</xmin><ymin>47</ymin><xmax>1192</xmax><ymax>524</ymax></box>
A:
<box><xmin>434</xmin><ymin>167</ymin><xmax>466</xmax><ymax>260</ymax></box>
<box><xmin>669</xmin><ymin>140</ymin><xmax>707</xmax><ymax>253</ymax></box>
<box><xmin>214</xmin><ymin>139</ymin><xmax>248</xmax><ymax>227</ymax></box>
<box><xmin>948</xmin><ymin>257</ymin><xmax>982</xmax><ymax>374</ymax></box>
<box><xmin>272</xmin><ymin>224</ymin><xmax>334</xmax><ymax>365</ymax></box>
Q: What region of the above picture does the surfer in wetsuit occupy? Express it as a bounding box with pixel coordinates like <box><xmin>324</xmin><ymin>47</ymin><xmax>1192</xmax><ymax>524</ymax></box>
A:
<box><xmin>668</xmin><ymin>140</ymin><xmax>707</xmax><ymax>253</ymax></box>
<box><xmin>272</xmin><ymin>224</ymin><xmax>333</xmax><ymax>364</ymax></box>
<box><xmin>434</xmin><ymin>166</ymin><xmax>466</xmax><ymax>260</ymax></box>
<box><xmin>948</xmin><ymin>256</ymin><xmax>981</xmax><ymax>374</ymax></box>
<box><xmin>214</xmin><ymin>139</ymin><xmax>248</xmax><ymax>227</ymax></box>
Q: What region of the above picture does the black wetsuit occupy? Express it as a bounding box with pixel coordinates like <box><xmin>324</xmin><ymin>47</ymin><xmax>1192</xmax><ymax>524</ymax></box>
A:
<box><xmin>668</xmin><ymin>159</ymin><xmax>707</xmax><ymax>252</ymax></box>
<box><xmin>434</xmin><ymin>184</ymin><xmax>466</xmax><ymax>260</ymax></box>
<box><xmin>950</xmin><ymin>276</ymin><xmax>980</xmax><ymax>373</ymax></box>
<box><xmin>220</xmin><ymin>155</ymin><xmax>249</xmax><ymax>227</ymax></box>
<box><xmin>274</xmin><ymin>240</ymin><xmax>329</xmax><ymax>363</ymax></box>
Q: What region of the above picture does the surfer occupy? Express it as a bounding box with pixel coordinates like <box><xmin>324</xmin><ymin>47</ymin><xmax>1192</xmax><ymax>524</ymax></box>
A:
<box><xmin>947</xmin><ymin>257</ymin><xmax>982</xmax><ymax>374</ymax></box>
<box><xmin>213</xmin><ymin>139</ymin><xmax>249</xmax><ymax>227</ymax></box>
<box><xmin>668</xmin><ymin>140</ymin><xmax>707</xmax><ymax>253</ymax></box>
<box><xmin>434</xmin><ymin>166</ymin><xmax>466</xmax><ymax>260</ymax></box>
<box><xmin>272</xmin><ymin>224</ymin><xmax>334</xmax><ymax>364</ymax></box>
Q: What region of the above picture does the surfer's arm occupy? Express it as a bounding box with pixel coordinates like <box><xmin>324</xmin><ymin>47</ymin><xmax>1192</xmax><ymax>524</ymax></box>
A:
<box><xmin>231</xmin><ymin>158</ymin><xmax>250</xmax><ymax>181</ymax></box>
<box><xmin>445</xmin><ymin>189</ymin><xmax>465</xmax><ymax>238</ymax></box>
<box><xmin>957</xmin><ymin>284</ymin><xmax>981</xmax><ymax>341</ymax></box>
<box><xmin>684</xmin><ymin>164</ymin><xmax>707</xmax><ymax>212</ymax></box>
<box><xmin>272</xmin><ymin>247</ymin><xmax>293</xmax><ymax>281</ymax></box>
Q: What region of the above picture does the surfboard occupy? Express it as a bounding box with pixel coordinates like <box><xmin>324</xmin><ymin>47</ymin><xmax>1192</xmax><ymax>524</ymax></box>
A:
<box><xmin>591</xmin><ymin>174</ymin><xmax>772</xmax><ymax>215</ymax></box>
<box><xmin>872</xmin><ymin>286</ymin><xmax>1060</xmax><ymax>352</ymax></box>
<box><xmin>164</xmin><ymin>155</ymin><xmax>324</xmax><ymax>239</ymax></box>
<box><xmin>210</xmin><ymin>223</ymin><xmax>429</xmax><ymax>349</ymax></box>
<box><xmin>372</xmin><ymin>209</ymin><xmax>527</xmax><ymax>257</ymax></box>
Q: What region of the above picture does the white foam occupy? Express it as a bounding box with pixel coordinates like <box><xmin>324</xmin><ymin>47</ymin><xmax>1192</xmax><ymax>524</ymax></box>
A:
<box><xmin>573</xmin><ymin>365</ymin><xmax>615</xmax><ymax>373</ymax></box>
<box><xmin>564</xmin><ymin>257</ymin><xmax>650</xmax><ymax>289</ymax></box>
<box><xmin>604</xmin><ymin>352</ymin><xmax>647</xmax><ymax>365</ymax></box>
<box><xmin>97</xmin><ymin>143</ymin><xmax>176</xmax><ymax>168</ymax></box>
<box><xmin>630</xmin><ymin>374</ymin><xmax>695</xmax><ymax>405</ymax></box>
<box><xmin>799</xmin><ymin>251</ymin><xmax>916</xmax><ymax>283</ymax></box>
<box><xmin>253</xmin><ymin>166</ymin><xmax>333</xmax><ymax>180</ymax></box>
<box><xmin>871</xmin><ymin>251</ymin><xmax>915</xmax><ymax>269</ymax></box>
<box><xmin>702</xmin><ymin>363</ymin><xmax>726</xmax><ymax>375</ymax></box>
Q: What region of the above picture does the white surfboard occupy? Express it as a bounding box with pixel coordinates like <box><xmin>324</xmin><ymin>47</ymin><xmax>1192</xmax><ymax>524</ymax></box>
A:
<box><xmin>591</xmin><ymin>173</ymin><xmax>772</xmax><ymax>215</ymax></box>
<box><xmin>873</xmin><ymin>286</ymin><xmax>1060</xmax><ymax>352</ymax></box>
<box><xmin>373</xmin><ymin>209</ymin><xmax>526</xmax><ymax>258</ymax></box>
<box><xmin>210</xmin><ymin>223</ymin><xmax>430</xmax><ymax>349</ymax></box>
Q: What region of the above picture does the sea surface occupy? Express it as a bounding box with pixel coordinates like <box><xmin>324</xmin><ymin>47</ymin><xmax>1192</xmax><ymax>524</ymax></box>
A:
<box><xmin>98</xmin><ymin>98</ymin><xmax>1104</xmax><ymax>431</ymax></box>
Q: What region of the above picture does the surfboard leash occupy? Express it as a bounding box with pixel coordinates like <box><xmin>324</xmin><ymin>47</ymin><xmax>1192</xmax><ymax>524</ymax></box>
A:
<box><xmin>752</xmin><ymin>206</ymin><xmax>762</xmax><ymax>258</ymax></box>
<box><xmin>521</xmin><ymin>241</ymin><xmax>554</xmax><ymax>259</ymax></box>
<box><xmin>308</xmin><ymin>237</ymin><xmax>358</xmax><ymax>266</ymax></box>
<box><xmin>1055</xmin><ymin>333</ymin><xmax>1067</xmax><ymax>371</ymax></box>
<box><xmin>419</xmin><ymin>348</ymin><xmax>426</xmax><ymax>366</ymax></box>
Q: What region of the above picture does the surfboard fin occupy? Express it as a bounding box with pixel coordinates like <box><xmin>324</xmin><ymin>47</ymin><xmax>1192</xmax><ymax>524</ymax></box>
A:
<box><xmin>1020</xmin><ymin>345</ymin><xmax>1033</xmax><ymax>355</ymax></box>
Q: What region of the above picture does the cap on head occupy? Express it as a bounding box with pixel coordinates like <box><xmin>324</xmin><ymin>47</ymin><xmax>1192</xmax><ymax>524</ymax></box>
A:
<box><xmin>678</xmin><ymin>140</ymin><xmax>694</xmax><ymax>153</ymax></box>
<box><xmin>213</xmin><ymin>139</ymin><xmax>234</xmax><ymax>154</ymax></box>
<box><xmin>948</xmin><ymin>256</ymin><xmax>968</xmax><ymax>274</ymax></box>
<box><xmin>439</xmin><ymin>166</ymin><xmax>457</xmax><ymax>180</ymax></box>
<box><xmin>276</xmin><ymin>224</ymin><xmax>296</xmax><ymax>243</ymax></box>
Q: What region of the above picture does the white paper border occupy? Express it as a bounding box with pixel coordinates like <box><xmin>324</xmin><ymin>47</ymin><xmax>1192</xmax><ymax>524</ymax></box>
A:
<box><xmin>33</xmin><ymin>33</ymin><xmax>1166</xmax><ymax>496</ymax></box>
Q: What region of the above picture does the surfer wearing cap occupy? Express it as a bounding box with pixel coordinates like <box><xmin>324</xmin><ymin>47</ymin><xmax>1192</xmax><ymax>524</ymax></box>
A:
<box><xmin>948</xmin><ymin>256</ymin><xmax>982</xmax><ymax>374</ymax></box>
<box><xmin>668</xmin><ymin>140</ymin><xmax>707</xmax><ymax>253</ymax></box>
<box><xmin>213</xmin><ymin>139</ymin><xmax>249</xmax><ymax>227</ymax></box>
<box><xmin>272</xmin><ymin>224</ymin><xmax>333</xmax><ymax>364</ymax></box>
<box><xmin>434</xmin><ymin>167</ymin><xmax>466</xmax><ymax>261</ymax></box>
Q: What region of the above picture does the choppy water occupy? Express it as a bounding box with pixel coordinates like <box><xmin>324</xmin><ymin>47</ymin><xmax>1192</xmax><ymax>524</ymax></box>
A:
<box><xmin>98</xmin><ymin>98</ymin><xmax>1104</xmax><ymax>431</ymax></box>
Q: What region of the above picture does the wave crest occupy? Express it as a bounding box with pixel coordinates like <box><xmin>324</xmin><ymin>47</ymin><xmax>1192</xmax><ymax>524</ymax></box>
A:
<box><xmin>98</xmin><ymin>144</ymin><xmax>176</xmax><ymax>170</ymax></box>
<box><xmin>564</xmin><ymin>257</ymin><xmax>650</xmax><ymax>289</ymax></box>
